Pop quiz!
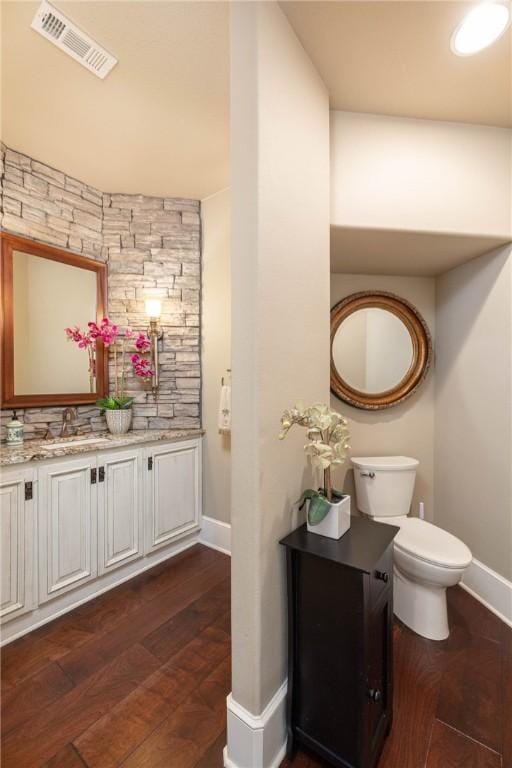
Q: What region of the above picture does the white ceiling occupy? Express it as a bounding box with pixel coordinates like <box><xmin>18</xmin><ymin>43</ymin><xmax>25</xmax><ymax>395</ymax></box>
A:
<box><xmin>331</xmin><ymin>226</ymin><xmax>512</xmax><ymax>276</ymax></box>
<box><xmin>282</xmin><ymin>1</ymin><xmax>512</xmax><ymax>128</ymax></box>
<box><xmin>2</xmin><ymin>1</ymin><xmax>510</xmax><ymax>200</ymax></box>
<box><xmin>1</xmin><ymin>1</ymin><xmax>229</xmax><ymax>199</ymax></box>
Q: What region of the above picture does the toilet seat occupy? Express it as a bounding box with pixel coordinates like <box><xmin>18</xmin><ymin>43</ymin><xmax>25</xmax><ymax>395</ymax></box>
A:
<box><xmin>390</xmin><ymin>517</ymin><xmax>472</xmax><ymax>569</ymax></box>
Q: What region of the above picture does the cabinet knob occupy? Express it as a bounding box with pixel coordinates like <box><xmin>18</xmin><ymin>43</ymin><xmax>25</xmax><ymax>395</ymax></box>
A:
<box><xmin>368</xmin><ymin>689</ymin><xmax>382</xmax><ymax>703</ymax></box>
<box><xmin>375</xmin><ymin>570</ymin><xmax>389</xmax><ymax>583</ymax></box>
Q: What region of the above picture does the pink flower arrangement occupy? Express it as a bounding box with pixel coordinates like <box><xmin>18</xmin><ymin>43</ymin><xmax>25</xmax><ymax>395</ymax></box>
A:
<box><xmin>135</xmin><ymin>332</ymin><xmax>152</xmax><ymax>352</ymax></box>
<box><xmin>65</xmin><ymin>327</ymin><xmax>93</xmax><ymax>348</ymax></box>
<box><xmin>130</xmin><ymin>354</ymin><xmax>155</xmax><ymax>379</ymax></box>
<box><xmin>65</xmin><ymin>317</ymin><xmax>154</xmax><ymax>403</ymax></box>
<box><xmin>87</xmin><ymin>318</ymin><xmax>119</xmax><ymax>347</ymax></box>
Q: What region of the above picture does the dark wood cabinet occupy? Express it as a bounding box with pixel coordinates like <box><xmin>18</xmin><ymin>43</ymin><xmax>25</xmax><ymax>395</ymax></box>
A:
<box><xmin>280</xmin><ymin>517</ymin><xmax>399</xmax><ymax>768</ymax></box>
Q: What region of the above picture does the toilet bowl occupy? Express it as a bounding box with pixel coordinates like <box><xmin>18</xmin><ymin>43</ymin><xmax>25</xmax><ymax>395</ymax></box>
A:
<box><xmin>352</xmin><ymin>456</ymin><xmax>472</xmax><ymax>641</ymax></box>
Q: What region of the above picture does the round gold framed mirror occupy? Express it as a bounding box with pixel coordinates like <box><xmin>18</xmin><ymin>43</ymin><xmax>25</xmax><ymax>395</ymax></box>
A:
<box><xmin>330</xmin><ymin>291</ymin><xmax>432</xmax><ymax>410</ymax></box>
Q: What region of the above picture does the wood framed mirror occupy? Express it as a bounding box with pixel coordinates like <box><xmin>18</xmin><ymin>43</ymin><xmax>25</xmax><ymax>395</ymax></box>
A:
<box><xmin>1</xmin><ymin>233</ymin><xmax>108</xmax><ymax>408</ymax></box>
<box><xmin>331</xmin><ymin>291</ymin><xmax>432</xmax><ymax>410</ymax></box>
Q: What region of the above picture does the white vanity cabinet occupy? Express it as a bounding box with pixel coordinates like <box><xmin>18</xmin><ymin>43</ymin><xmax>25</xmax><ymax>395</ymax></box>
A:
<box><xmin>0</xmin><ymin>466</ymin><xmax>36</xmax><ymax>621</ymax></box>
<box><xmin>38</xmin><ymin>456</ymin><xmax>98</xmax><ymax>603</ymax></box>
<box><xmin>0</xmin><ymin>435</ymin><xmax>202</xmax><ymax>644</ymax></box>
<box><xmin>145</xmin><ymin>439</ymin><xmax>201</xmax><ymax>553</ymax></box>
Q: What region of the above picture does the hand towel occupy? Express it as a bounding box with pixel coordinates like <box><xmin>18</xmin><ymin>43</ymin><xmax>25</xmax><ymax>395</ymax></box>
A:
<box><xmin>218</xmin><ymin>384</ymin><xmax>231</xmax><ymax>435</ymax></box>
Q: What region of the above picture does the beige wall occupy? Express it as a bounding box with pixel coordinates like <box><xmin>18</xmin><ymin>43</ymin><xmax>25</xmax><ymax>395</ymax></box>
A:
<box><xmin>331</xmin><ymin>273</ymin><xmax>436</xmax><ymax>521</ymax></box>
<box><xmin>201</xmin><ymin>188</ymin><xmax>231</xmax><ymax>524</ymax></box>
<box><xmin>435</xmin><ymin>246</ymin><xmax>512</xmax><ymax>580</ymax></box>
<box><xmin>331</xmin><ymin>111</ymin><xmax>512</xmax><ymax>238</ymax></box>
<box><xmin>230</xmin><ymin>0</ymin><xmax>330</xmax><ymax>719</ymax></box>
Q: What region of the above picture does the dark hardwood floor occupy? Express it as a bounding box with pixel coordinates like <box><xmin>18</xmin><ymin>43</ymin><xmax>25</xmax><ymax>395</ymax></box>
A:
<box><xmin>2</xmin><ymin>545</ymin><xmax>511</xmax><ymax>768</ymax></box>
<box><xmin>1</xmin><ymin>544</ymin><xmax>231</xmax><ymax>768</ymax></box>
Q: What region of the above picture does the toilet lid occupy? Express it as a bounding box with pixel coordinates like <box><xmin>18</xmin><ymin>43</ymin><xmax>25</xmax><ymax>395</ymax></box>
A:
<box><xmin>393</xmin><ymin>518</ymin><xmax>472</xmax><ymax>568</ymax></box>
<box><xmin>352</xmin><ymin>456</ymin><xmax>419</xmax><ymax>472</ymax></box>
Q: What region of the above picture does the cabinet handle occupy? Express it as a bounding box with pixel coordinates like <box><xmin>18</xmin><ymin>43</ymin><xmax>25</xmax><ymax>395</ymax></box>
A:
<box><xmin>375</xmin><ymin>570</ymin><xmax>389</xmax><ymax>583</ymax></box>
<box><xmin>99</xmin><ymin>466</ymin><xmax>105</xmax><ymax>483</ymax></box>
<box><xmin>368</xmin><ymin>689</ymin><xmax>382</xmax><ymax>703</ymax></box>
<box><xmin>360</xmin><ymin>471</ymin><xmax>375</xmax><ymax>479</ymax></box>
<box><xmin>25</xmin><ymin>481</ymin><xmax>33</xmax><ymax>501</ymax></box>
<box><xmin>148</xmin><ymin>457</ymin><xmax>153</xmax><ymax>471</ymax></box>
<box><xmin>91</xmin><ymin>468</ymin><xmax>97</xmax><ymax>484</ymax></box>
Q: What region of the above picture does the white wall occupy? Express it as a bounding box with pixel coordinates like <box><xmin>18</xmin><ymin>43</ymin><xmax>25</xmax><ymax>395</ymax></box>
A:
<box><xmin>201</xmin><ymin>189</ymin><xmax>231</xmax><ymax>524</ymax></box>
<box><xmin>331</xmin><ymin>111</ymin><xmax>512</xmax><ymax>238</ymax></box>
<box><xmin>230</xmin><ymin>0</ymin><xmax>330</xmax><ymax>740</ymax></box>
<box><xmin>331</xmin><ymin>273</ymin><xmax>436</xmax><ymax>521</ymax></box>
<box><xmin>435</xmin><ymin>246</ymin><xmax>512</xmax><ymax>581</ymax></box>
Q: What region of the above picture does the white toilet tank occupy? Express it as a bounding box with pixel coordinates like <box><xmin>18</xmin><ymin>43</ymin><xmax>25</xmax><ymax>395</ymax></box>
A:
<box><xmin>351</xmin><ymin>456</ymin><xmax>419</xmax><ymax>518</ymax></box>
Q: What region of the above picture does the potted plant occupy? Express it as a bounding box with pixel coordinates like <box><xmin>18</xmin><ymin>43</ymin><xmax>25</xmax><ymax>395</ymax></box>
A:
<box><xmin>65</xmin><ymin>318</ymin><xmax>154</xmax><ymax>434</ymax></box>
<box><xmin>279</xmin><ymin>402</ymin><xmax>351</xmax><ymax>539</ymax></box>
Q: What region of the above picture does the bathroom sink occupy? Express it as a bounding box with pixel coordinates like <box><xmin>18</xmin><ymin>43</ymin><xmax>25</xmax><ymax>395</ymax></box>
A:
<box><xmin>42</xmin><ymin>437</ymin><xmax>111</xmax><ymax>450</ymax></box>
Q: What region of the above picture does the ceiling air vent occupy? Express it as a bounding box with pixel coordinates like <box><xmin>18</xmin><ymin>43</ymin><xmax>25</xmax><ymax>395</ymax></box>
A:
<box><xmin>31</xmin><ymin>1</ymin><xmax>118</xmax><ymax>79</ymax></box>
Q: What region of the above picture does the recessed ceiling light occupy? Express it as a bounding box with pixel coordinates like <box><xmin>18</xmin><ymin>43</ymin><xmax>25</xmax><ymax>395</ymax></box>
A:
<box><xmin>451</xmin><ymin>1</ymin><xmax>511</xmax><ymax>56</ymax></box>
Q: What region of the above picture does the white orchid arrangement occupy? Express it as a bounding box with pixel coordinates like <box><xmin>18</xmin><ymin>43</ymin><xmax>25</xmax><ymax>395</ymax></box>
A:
<box><xmin>279</xmin><ymin>402</ymin><xmax>350</xmax><ymax>526</ymax></box>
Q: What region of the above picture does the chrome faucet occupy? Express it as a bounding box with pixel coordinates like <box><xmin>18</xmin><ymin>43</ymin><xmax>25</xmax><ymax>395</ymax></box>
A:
<box><xmin>60</xmin><ymin>407</ymin><xmax>78</xmax><ymax>438</ymax></box>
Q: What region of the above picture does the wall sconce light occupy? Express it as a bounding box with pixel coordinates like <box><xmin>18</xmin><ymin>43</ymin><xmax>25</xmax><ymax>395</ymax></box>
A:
<box><xmin>145</xmin><ymin>299</ymin><xmax>163</xmax><ymax>394</ymax></box>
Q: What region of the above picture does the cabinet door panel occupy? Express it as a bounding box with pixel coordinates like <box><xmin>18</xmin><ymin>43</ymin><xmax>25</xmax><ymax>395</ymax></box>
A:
<box><xmin>294</xmin><ymin>553</ymin><xmax>363</xmax><ymax>767</ymax></box>
<box><xmin>1</xmin><ymin>480</ymin><xmax>24</xmax><ymax>618</ymax></box>
<box><xmin>99</xmin><ymin>450</ymin><xmax>143</xmax><ymax>573</ymax></box>
<box><xmin>146</xmin><ymin>441</ymin><xmax>200</xmax><ymax>553</ymax></box>
<box><xmin>364</xmin><ymin>586</ymin><xmax>393</xmax><ymax>766</ymax></box>
<box><xmin>39</xmin><ymin>459</ymin><xmax>97</xmax><ymax>603</ymax></box>
<box><xmin>0</xmin><ymin>474</ymin><xmax>34</xmax><ymax>621</ymax></box>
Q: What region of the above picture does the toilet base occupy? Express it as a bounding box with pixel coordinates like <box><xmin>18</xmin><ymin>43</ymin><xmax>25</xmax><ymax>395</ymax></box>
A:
<box><xmin>393</xmin><ymin>566</ymin><xmax>449</xmax><ymax>641</ymax></box>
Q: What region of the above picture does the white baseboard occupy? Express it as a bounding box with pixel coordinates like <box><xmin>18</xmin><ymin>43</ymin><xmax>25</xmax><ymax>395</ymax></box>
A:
<box><xmin>200</xmin><ymin>515</ymin><xmax>231</xmax><ymax>555</ymax></box>
<box><xmin>461</xmin><ymin>557</ymin><xmax>512</xmax><ymax>628</ymax></box>
<box><xmin>223</xmin><ymin>681</ymin><xmax>288</xmax><ymax>768</ymax></box>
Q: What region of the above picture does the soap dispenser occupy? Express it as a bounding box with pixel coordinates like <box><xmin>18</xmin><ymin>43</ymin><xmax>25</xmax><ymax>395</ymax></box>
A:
<box><xmin>6</xmin><ymin>411</ymin><xmax>24</xmax><ymax>446</ymax></box>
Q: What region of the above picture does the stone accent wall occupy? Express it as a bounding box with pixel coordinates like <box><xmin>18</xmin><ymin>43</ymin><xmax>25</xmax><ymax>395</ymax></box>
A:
<box><xmin>104</xmin><ymin>194</ymin><xmax>201</xmax><ymax>430</ymax></box>
<box><xmin>0</xmin><ymin>144</ymin><xmax>201</xmax><ymax>440</ymax></box>
<box><xmin>0</xmin><ymin>144</ymin><xmax>104</xmax><ymax>260</ymax></box>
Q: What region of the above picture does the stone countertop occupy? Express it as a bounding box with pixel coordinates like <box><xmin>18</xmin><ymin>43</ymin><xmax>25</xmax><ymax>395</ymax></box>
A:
<box><xmin>0</xmin><ymin>429</ymin><xmax>204</xmax><ymax>467</ymax></box>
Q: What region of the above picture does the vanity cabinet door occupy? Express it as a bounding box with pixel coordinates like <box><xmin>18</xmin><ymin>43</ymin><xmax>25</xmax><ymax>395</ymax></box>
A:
<box><xmin>0</xmin><ymin>468</ymin><xmax>35</xmax><ymax>622</ymax></box>
<box><xmin>98</xmin><ymin>448</ymin><xmax>143</xmax><ymax>574</ymax></box>
<box><xmin>38</xmin><ymin>457</ymin><xmax>97</xmax><ymax>603</ymax></box>
<box><xmin>145</xmin><ymin>439</ymin><xmax>201</xmax><ymax>553</ymax></box>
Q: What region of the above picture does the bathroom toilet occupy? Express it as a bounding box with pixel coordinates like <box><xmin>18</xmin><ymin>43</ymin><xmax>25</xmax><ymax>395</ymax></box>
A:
<box><xmin>352</xmin><ymin>456</ymin><xmax>472</xmax><ymax>641</ymax></box>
